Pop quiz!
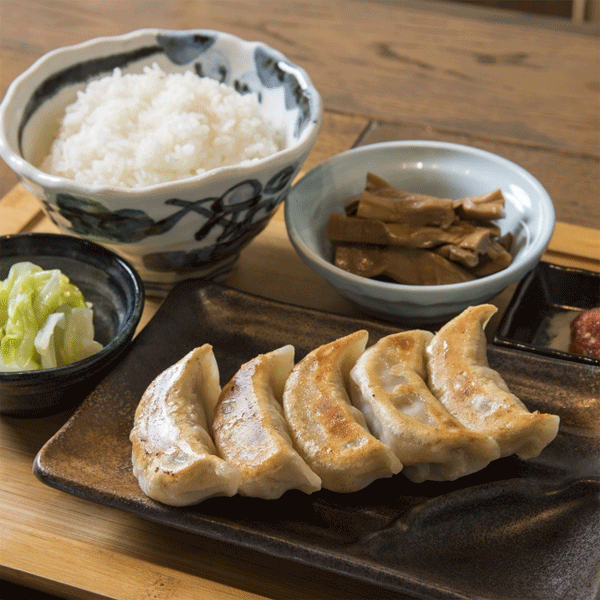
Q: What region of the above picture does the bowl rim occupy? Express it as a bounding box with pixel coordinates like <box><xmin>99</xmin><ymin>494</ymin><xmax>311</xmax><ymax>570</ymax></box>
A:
<box><xmin>0</xmin><ymin>232</ymin><xmax>145</xmax><ymax>380</ymax></box>
<box><xmin>285</xmin><ymin>140</ymin><xmax>555</xmax><ymax>300</ymax></box>
<box><xmin>0</xmin><ymin>28</ymin><xmax>323</xmax><ymax>197</ymax></box>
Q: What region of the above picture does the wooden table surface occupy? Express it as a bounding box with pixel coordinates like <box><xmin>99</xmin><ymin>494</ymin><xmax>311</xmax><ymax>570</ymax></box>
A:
<box><xmin>1</xmin><ymin>2</ymin><xmax>599</xmax><ymax>599</ymax></box>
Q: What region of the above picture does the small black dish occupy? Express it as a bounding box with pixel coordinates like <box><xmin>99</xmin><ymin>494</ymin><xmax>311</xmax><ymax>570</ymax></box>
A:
<box><xmin>494</xmin><ymin>261</ymin><xmax>600</xmax><ymax>367</ymax></box>
<box><xmin>0</xmin><ymin>233</ymin><xmax>145</xmax><ymax>416</ymax></box>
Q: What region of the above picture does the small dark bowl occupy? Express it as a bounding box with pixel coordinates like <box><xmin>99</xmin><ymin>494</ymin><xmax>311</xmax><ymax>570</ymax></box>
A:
<box><xmin>0</xmin><ymin>233</ymin><xmax>144</xmax><ymax>416</ymax></box>
<box><xmin>494</xmin><ymin>261</ymin><xmax>600</xmax><ymax>367</ymax></box>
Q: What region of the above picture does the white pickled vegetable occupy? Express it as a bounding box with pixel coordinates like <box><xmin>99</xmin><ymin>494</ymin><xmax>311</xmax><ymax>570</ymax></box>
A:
<box><xmin>0</xmin><ymin>262</ymin><xmax>103</xmax><ymax>370</ymax></box>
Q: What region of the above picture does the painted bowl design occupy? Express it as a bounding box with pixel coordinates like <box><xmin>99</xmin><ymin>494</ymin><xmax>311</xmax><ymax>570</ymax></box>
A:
<box><xmin>0</xmin><ymin>29</ymin><xmax>322</xmax><ymax>295</ymax></box>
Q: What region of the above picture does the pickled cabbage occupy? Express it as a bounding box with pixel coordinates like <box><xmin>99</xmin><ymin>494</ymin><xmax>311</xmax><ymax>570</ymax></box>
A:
<box><xmin>0</xmin><ymin>262</ymin><xmax>103</xmax><ymax>370</ymax></box>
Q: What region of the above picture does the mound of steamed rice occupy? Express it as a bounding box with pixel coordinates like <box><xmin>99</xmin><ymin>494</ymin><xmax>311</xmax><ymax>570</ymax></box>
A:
<box><xmin>41</xmin><ymin>64</ymin><xmax>284</xmax><ymax>188</ymax></box>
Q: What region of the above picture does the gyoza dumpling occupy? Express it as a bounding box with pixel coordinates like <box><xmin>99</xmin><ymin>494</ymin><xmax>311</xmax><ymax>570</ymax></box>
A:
<box><xmin>426</xmin><ymin>305</ymin><xmax>560</xmax><ymax>459</ymax></box>
<box><xmin>349</xmin><ymin>330</ymin><xmax>500</xmax><ymax>482</ymax></box>
<box><xmin>212</xmin><ymin>345</ymin><xmax>321</xmax><ymax>499</ymax></box>
<box><xmin>130</xmin><ymin>345</ymin><xmax>241</xmax><ymax>506</ymax></box>
<box><xmin>282</xmin><ymin>330</ymin><xmax>402</xmax><ymax>493</ymax></box>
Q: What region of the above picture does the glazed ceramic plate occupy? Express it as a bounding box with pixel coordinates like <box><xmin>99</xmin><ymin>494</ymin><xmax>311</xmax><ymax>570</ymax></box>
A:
<box><xmin>34</xmin><ymin>282</ymin><xmax>600</xmax><ymax>600</ymax></box>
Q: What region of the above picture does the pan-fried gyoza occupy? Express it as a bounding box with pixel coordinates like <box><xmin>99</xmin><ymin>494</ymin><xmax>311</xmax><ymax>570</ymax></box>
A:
<box><xmin>130</xmin><ymin>306</ymin><xmax>560</xmax><ymax>506</ymax></box>
<box><xmin>349</xmin><ymin>330</ymin><xmax>500</xmax><ymax>482</ymax></box>
<box><xmin>213</xmin><ymin>345</ymin><xmax>321</xmax><ymax>499</ymax></box>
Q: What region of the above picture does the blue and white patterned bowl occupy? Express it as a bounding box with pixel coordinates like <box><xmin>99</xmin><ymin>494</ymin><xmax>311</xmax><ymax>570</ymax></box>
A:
<box><xmin>0</xmin><ymin>29</ymin><xmax>322</xmax><ymax>296</ymax></box>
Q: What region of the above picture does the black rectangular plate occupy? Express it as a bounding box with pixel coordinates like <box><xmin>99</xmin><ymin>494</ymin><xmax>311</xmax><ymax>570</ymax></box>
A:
<box><xmin>34</xmin><ymin>281</ymin><xmax>600</xmax><ymax>600</ymax></box>
<box><xmin>494</xmin><ymin>261</ymin><xmax>600</xmax><ymax>366</ymax></box>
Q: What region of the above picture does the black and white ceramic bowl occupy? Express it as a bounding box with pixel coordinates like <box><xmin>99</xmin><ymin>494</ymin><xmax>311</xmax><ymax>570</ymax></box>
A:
<box><xmin>0</xmin><ymin>233</ymin><xmax>144</xmax><ymax>416</ymax></box>
<box><xmin>0</xmin><ymin>29</ymin><xmax>322</xmax><ymax>296</ymax></box>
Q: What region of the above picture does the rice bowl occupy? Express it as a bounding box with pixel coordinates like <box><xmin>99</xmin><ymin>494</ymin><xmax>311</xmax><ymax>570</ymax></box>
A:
<box><xmin>0</xmin><ymin>29</ymin><xmax>322</xmax><ymax>295</ymax></box>
<box><xmin>41</xmin><ymin>64</ymin><xmax>284</xmax><ymax>188</ymax></box>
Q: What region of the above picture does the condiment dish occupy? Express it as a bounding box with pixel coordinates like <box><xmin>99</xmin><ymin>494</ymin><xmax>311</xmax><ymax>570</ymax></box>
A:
<box><xmin>494</xmin><ymin>261</ymin><xmax>600</xmax><ymax>366</ymax></box>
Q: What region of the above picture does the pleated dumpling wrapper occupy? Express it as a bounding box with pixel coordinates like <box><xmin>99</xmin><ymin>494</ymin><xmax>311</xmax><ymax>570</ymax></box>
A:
<box><xmin>212</xmin><ymin>345</ymin><xmax>321</xmax><ymax>499</ymax></box>
<box><xmin>349</xmin><ymin>330</ymin><xmax>501</xmax><ymax>482</ymax></box>
<box><xmin>283</xmin><ymin>330</ymin><xmax>402</xmax><ymax>493</ymax></box>
<box><xmin>426</xmin><ymin>304</ymin><xmax>560</xmax><ymax>459</ymax></box>
<box><xmin>130</xmin><ymin>344</ymin><xmax>241</xmax><ymax>506</ymax></box>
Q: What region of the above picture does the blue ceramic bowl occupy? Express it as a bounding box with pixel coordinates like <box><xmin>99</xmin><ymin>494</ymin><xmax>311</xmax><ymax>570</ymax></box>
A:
<box><xmin>0</xmin><ymin>29</ymin><xmax>322</xmax><ymax>296</ymax></box>
<box><xmin>0</xmin><ymin>233</ymin><xmax>144</xmax><ymax>416</ymax></box>
<box><xmin>285</xmin><ymin>141</ymin><xmax>555</xmax><ymax>324</ymax></box>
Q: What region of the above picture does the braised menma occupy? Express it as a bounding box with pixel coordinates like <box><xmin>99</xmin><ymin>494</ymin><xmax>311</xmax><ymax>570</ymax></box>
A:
<box><xmin>326</xmin><ymin>173</ymin><xmax>513</xmax><ymax>285</ymax></box>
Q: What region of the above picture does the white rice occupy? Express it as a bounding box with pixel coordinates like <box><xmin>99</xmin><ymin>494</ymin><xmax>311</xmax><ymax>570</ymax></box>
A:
<box><xmin>41</xmin><ymin>64</ymin><xmax>284</xmax><ymax>188</ymax></box>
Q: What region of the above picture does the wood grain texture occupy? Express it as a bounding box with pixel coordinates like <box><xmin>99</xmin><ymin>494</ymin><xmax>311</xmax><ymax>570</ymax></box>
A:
<box><xmin>1</xmin><ymin>0</ymin><xmax>598</xmax><ymax>197</ymax></box>
<box><xmin>0</xmin><ymin>2</ymin><xmax>599</xmax><ymax>599</ymax></box>
<box><xmin>1</xmin><ymin>404</ymin><xmax>415</xmax><ymax>600</ymax></box>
